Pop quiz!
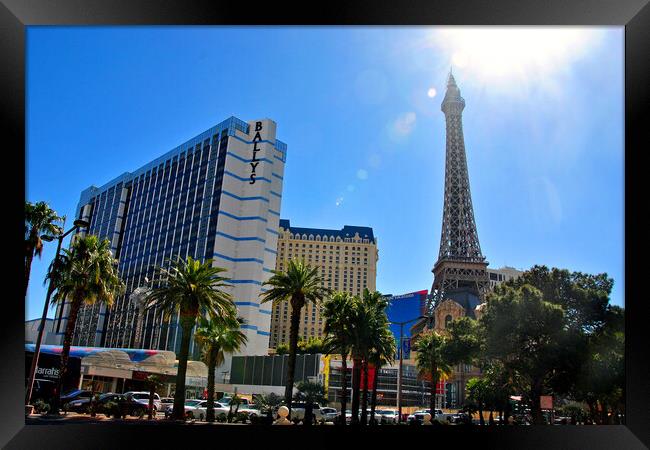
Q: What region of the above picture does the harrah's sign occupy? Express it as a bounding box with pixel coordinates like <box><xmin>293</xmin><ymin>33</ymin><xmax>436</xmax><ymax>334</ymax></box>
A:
<box><xmin>249</xmin><ymin>121</ymin><xmax>264</xmax><ymax>184</ymax></box>
<box><xmin>37</xmin><ymin>366</ymin><xmax>59</xmax><ymax>378</ymax></box>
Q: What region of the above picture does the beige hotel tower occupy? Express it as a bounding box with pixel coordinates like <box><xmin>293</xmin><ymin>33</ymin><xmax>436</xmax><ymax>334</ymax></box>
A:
<box><xmin>269</xmin><ymin>219</ymin><xmax>378</xmax><ymax>348</ymax></box>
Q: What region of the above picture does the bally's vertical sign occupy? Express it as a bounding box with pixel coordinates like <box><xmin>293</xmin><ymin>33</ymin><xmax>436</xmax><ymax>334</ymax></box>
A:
<box><xmin>249</xmin><ymin>121</ymin><xmax>264</xmax><ymax>184</ymax></box>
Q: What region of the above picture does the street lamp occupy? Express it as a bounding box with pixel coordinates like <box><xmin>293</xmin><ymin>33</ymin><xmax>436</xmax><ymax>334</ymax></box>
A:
<box><xmin>389</xmin><ymin>315</ymin><xmax>427</xmax><ymax>424</ymax></box>
<box><xmin>25</xmin><ymin>219</ymin><xmax>89</xmax><ymax>408</ymax></box>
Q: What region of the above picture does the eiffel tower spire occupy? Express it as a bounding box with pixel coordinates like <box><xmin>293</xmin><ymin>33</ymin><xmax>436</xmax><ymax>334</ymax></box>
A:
<box><xmin>439</xmin><ymin>71</ymin><xmax>482</xmax><ymax>262</ymax></box>
<box><xmin>427</xmin><ymin>73</ymin><xmax>489</xmax><ymax>318</ymax></box>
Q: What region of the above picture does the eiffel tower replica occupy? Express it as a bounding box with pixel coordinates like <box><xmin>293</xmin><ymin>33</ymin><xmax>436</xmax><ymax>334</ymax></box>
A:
<box><xmin>426</xmin><ymin>71</ymin><xmax>489</xmax><ymax>324</ymax></box>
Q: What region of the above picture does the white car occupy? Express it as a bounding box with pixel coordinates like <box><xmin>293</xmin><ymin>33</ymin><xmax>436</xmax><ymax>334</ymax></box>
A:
<box><xmin>320</xmin><ymin>407</ymin><xmax>338</xmax><ymax>423</ymax></box>
<box><xmin>123</xmin><ymin>391</ymin><xmax>161</xmax><ymax>412</ymax></box>
<box><xmin>188</xmin><ymin>400</ymin><xmax>232</xmax><ymax>421</ymax></box>
<box><xmin>234</xmin><ymin>404</ymin><xmax>262</xmax><ymax>421</ymax></box>
<box><xmin>407</xmin><ymin>409</ymin><xmax>444</xmax><ymax>423</ymax></box>
<box><xmin>290</xmin><ymin>403</ymin><xmax>326</xmax><ymax>424</ymax></box>
<box><xmin>374</xmin><ymin>409</ymin><xmax>398</xmax><ymax>424</ymax></box>
<box><xmin>164</xmin><ymin>399</ymin><xmax>222</xmax><ymax>420</ymax></box>
<box><xmin>217</xmin><ymin>396</ymin><xmax>251</xmax><ymax>407</ymax></box>
<box><xmin>344</xmin><ymin>409</ymin><xmax>364</xmax><ymax>424</ymax></box>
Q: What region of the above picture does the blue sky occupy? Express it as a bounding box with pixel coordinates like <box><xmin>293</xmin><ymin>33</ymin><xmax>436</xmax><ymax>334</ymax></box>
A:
<box><xmin>26</xmin><ymin>27</ymin><xmax>624</xmax><ymax>320</ymax></box>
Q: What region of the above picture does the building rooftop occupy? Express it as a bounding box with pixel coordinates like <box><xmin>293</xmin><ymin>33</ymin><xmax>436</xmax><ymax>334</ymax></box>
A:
<box><xmin>78</xmin><ymin>116</ymin><xmax>286</xmax><ymax>207</ymax></box>
<box><xmin>279</xmin><ymin>219</ymin><xmax>375</xmax><ymax>242</ymax></box>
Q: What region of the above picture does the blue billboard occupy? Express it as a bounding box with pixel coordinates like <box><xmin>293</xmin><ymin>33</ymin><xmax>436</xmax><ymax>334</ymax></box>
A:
<box><xmin>385</xmin><ymin>290</ymin><xmax>428</xmax><ymax>359</ymax></box>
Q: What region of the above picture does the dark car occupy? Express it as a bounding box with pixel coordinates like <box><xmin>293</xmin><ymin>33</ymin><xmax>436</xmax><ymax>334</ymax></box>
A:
<box><xmin>61</xmin><ymin>389</ymin><xmax>94</xmax><ymax>406</ymax></box>
<box><xmin>450</xmin><ymin>412</ymin><xmax>471</xmax><ymax>425</ymax></box>
<box><xmin>66</xmin><ymin>393</ymin><xmax>155</xmax><ymax>417</ymax></box>
<box><xmin>29</xmin><ymin>379</ymin><xmax>57</xmax><ymax>404</ymax></box>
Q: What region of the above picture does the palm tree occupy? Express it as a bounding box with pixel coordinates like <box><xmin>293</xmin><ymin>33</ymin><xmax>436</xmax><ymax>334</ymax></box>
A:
<box><xmin>260</xmin><ymin>259</ymin><xmax>330</xmax><ymax>409</ymax></box>
<box><xmin>145</xmin><ymin>256</ymin><xmax>235</xmax><ymax>420</ymax></box>
<box><xmin>25</xmin><ymin>201</ymin><xmax>64</xmax><ymax>296</ymax></box>
<box><xmin>322</xmin><ymin>292</ymin><xmax>355</xmax><ymax>426</ymax></box>
<box><xmin>294</xmin><ymin>380</ymin><xmax>328</xmax><ymax>426</ymax></box>
<box><xmin>347</xmin><ymin>295</ymin><xmax>371</xmax><ymax>425</ymax></box>
<box><xmin>466</xmin><ymin>377</ymin><xmax>489</xmax><ymax>426</ymax></box>
<box><xmin>49</xmin><ymin>235</ymin><xmax>124</xmax><ymax>413</ymax></box>
<box><xmin>254</xmin><ymin>392</ymin><xmax>283</xmax><ymax>423</ymax></box>
<box><xmin>194</xmin><ymin>314</ymin><xmax>247</xmax><ymax>422</ymax></box>
<box><xmin>414</xmin><ymin>330</ymin><xmax>452</xmax><ymax>416</ymax></box>
<box><xmin>358</xmin><ymin>289</ymin><xmax>389</xmax><ymax>425</ymax></box>
<box><xmin>369</xmin><ymin>327</ymin><xmax>396</xmax><ymax>425</ymax></box>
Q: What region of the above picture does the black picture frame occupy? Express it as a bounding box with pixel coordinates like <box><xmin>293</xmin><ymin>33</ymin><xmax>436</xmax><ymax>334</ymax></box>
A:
<box><xmin>3</xmin><ymin>0</ymin><xmax>648</xmax><ymax>448</ymax></box>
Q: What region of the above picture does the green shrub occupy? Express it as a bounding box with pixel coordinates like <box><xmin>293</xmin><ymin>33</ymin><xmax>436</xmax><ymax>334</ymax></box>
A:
<box><xmin>33</xmin><ymin>399</ymin><xmax>51</xmax><ymax>414</ymax></box>
<box><xmin>235</xmin><ymin>411</ymin><xmax>249</xmax><ymax>423</ymax></box>
<box><xmin>104</xmin><ymin>401</ymin><xmax>122</xmax><ymax>419</ymax></box>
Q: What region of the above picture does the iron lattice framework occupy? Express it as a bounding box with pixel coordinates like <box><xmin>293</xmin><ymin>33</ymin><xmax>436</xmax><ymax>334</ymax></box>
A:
<box><xmin>428</xmin><ymin>73</ymin><xmax>489</xmax><ymax>315</ymax></box>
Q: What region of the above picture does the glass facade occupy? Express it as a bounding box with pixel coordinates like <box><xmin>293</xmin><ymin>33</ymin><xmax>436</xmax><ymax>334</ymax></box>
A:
<box><xmin>55</xmin><ymin>117</ymin><xmax>286</xmax><ymax>359</ymax></box>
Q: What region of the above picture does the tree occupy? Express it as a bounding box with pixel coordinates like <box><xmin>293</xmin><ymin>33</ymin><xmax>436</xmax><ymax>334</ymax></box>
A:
<box><xmin>275</xmin><ymin>343</ymin><xmax>289</xmax><ymax>355</ymax></box>
<box><xmin>506</xmin><ymin>266</ymin><xmax>612</xmax><ymax>335</ymax></box>
<box><xmin>358</xmin><ymin>289</ymin><xmax>389</xmax><ymax>426</ymax></box>
<box><xmin>254</xmin><ymin>392</ymin><xmax>283</xmax><ymax>421</ymax></box>
<box><xmin>227</xmin><ymin>392</ymin><xmax>242</xmax><ymax>423</ymax></box>
<box><xmin>480</xmin><ymin>284</ymin><xmax>566</xmax><ymax>424</ymax></box>
<box><xmin>442</xmin><ymin>317</ymin><xmax>482</xmax><ymax>407</ymax></box>
<box><xmin>25</xmin><ymin>201</ymin><xmax>64</xmax><ymax>296</ymax></box>
<box><xmin>414</xmin><ymin>330</ymin><xmax>452</xmax><ymax>415</ymax></box>
<box><xmin>572</xmin><ymin>305</ymin><xmax>624</xmax><ymax>424</ymax></box>
<box><xmin>343</xmin><ymin>290</ymin><xmax>389</xmax><ymax>425</ymax></box>
<box><xmin>146</xmin><ymin>256</ymin><xmax>236</xmax><ymax>421</ymax></box>
<box><xmin>294</xmin><ymin>381</ymin><xmax>328</xmax><ymax>426</ymax></box>
<box><xmin>480</xmin><ymin>361</ymin><xmax>513</xmax><ymax>425</ymax></box>
<box><xmin>466</xmin><ymin>377</ymin><xmax>490</xmax><ymax>426</ymax></box>
<box><xmin>297</xmin><ymin>337</ymin><xmax>326</xmax><ymax>354</ymax></box>
<box><xmin>322</xmin><ymin>291</ymin><xmax>355</xmax><ymax>426</ymax></box>
<box><xmin>260</xmin><ymin>259</ymin><xmax>330</xmax><ymax>409</ymax></box>
<box><xmin>49</xmin><ymin>235</ymin><xmax>124</xmax><ymax>413</ymax></box>
<box><xmin>145</xmin><ymin>375</ymin><xmax>164</xmax><ymax>420</ymax></box>
<box><xmin>368</xmin><ymin>327</ymin><xmax>396</xmax><ymax>425</ymax></box>
<box><xmin>194</xmin><ymin>314</ymin><xmax>247</xmax><ymax>422</ymax></box>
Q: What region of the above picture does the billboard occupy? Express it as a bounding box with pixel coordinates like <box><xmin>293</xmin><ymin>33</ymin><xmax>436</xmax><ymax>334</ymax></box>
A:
<box><xmin>385</xmin><ymin>290</ymin><xmax>428</xmax><ymax>359</ymax></box>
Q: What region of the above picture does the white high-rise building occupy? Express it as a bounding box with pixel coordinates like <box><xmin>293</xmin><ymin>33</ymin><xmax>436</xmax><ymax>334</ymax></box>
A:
<box><xmin>54</xmin><ymin>117</ymin><xmax>287</xmax><ymax>358</ymax></box>
<box><xmin>487</xmin><ymin>266</ymin><xmax>524</xmax><ymax>290</ymax></box>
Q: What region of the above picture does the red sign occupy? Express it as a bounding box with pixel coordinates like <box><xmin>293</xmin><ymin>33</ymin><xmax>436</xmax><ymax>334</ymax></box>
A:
<box><xmin>540</xmin><ymin>396</ymin><xmax>553</xmax><ymax>410</ymax></box>
<box><xmin>358</xmin><ymin>362</ymin><xmax>376</xmax><ymax>390</ymax></box>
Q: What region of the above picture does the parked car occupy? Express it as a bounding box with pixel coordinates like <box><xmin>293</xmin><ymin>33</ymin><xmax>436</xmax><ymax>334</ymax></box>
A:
<box><xmin>320</xmin><ymin>407</ymin><xmax>338</xmax><ymax>423</ymax></box>
<box><xmin>28</xmin><ymin>379</ymin><xmax>57</xmax><ymax>405</ymax></box>
<box><xmin>159</xmin><ymin>397</ymin><xmax>174</xmax><ymax>410</ymax></box>
<box><xmin>123</xmin><ymin>391</ymin><xmax>161</xmax><ymax>411</ymax></box>
<box><xmin>165</xmin><ymin>399</ymin><xmax>230</xmax><ymax>420</ymax></box>
<box><xmin>439</xmin><ymin>411</ymin><xmax>458</xmax><ymax>423</ymax></box>
<box><xmin>375</xmin><ymin>409</ymin><xmax>398</xmax><ymax>424</ymax></box>
<box><xmin>217</xmin><ymin>396</ymin><xmax>251</xmax><ymax>407</ymax></box>
<box><xmin>60</xmin><ymin>389</ymin><xmax>94</xmax><ymax>404</ymax></box>
<box><xmin>290</xmin><ymin>402</ymin><xmax>325</xmax><ymax>424</ymax></box>
<box><xmin>164</xmin><ymin>399</ymin><xmax>201</xmax><ymax>419</ymax></box>
<box><xmin>237</xmin><ymin>404</ymin><xmax>262</xmax><ymax>421</ymax></box>
<box><xmin>407</xmin><ymin>409</ymin><xmax>444</xmax><ymax>424</ymax></box>
<box><xmin>449</xmin><ymin>412</ymin><xmax>471</xmax><ymax>424</ymax></box>
<box><xmin>344</xmin><ymin>409</ymin><xmax>364</xmax><ymax>424</ymax></box>
<box><xmin>67</xmin><ymin>393</ymin><xmax>155</xmax><ymax>417</ymax></box>
<box><xmin>553</xmin><ymin>416</ymin><xmax>572</xmax><ymax>425</ymax></box>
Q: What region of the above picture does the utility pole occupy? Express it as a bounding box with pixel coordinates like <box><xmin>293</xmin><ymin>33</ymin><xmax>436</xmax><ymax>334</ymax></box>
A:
<box><xmin>390</xmin><ymin>315</ymin><xmax>426</xmax><ymax>424</ymax></box>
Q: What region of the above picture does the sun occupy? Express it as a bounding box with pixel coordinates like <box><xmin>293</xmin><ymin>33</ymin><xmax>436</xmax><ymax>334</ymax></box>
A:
<box><xmin>427</xmin><ymin>27</ymin><xmax>602</xmax><ymax>88</ymax></box>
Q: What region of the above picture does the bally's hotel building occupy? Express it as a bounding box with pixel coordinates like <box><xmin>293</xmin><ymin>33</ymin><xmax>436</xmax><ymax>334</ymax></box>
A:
<box><xmin>53</xmin><ymin>116</ymin><xmax>286</xmax><ymax>358</ymax></box>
